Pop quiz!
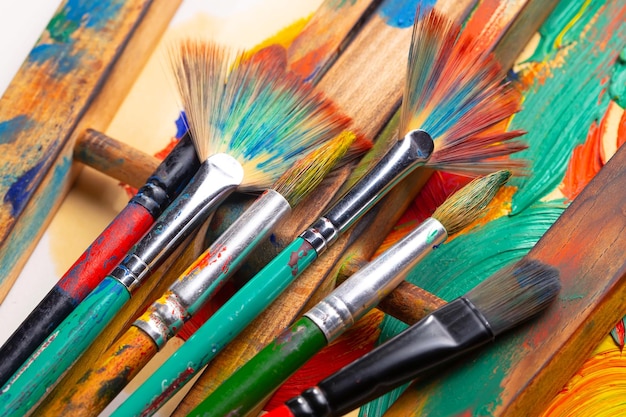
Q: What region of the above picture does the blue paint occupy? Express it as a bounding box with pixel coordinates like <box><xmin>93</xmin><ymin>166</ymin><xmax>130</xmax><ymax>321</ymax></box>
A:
<box><xmin>4</xmin><ymin>160</ymin><xmax>46</xmax><ymax>217</ymax></box>
<box><xmin>0</xmin><ymin>116</ymin><xmax>32</xmax><ymax>145</ymax></box>
<box><xmin>0</xmin><ymin>156</ymin><xmax>71</xmax><ymax>286</ymax></box>
<box><xmin>28</xmin><ymin>44</ymin><xmax>85</xmax><ymax>75</ymax></box>
<box><xmin>60</xmin><ymin>0</ymin><xmax>124</xmax><ymax>31</ymax></box>
<box><xmin>175</xmin><ymin>112</ymin><xmax>189</xmax><ymax>139</ymax></box>
<box><xmin>378</xmin><ymin>0</ymin><xmax>435</xmax><ymax>28</ymax></box>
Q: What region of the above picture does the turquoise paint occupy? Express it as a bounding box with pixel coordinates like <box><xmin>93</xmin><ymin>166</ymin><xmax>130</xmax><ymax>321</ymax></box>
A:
<box><xmin>509</xmin><ymin>0</ymin><xmax>626</xmax><ymax>214</ymax></box>
<box><xmin>0</xmin><ymin>156</ymin><xmax>70</xmax><ymax>287</ymax></box>
<box><xmin>359</xmin><ymin>202</ymin><xmax>565</xmax><ymax>416</ymax></box>
<box><xmin>609</xmin><ymin>47</ymin><xmax>626</xmax><ymax>108</ymax></box>
<box><xmin>0</xmin><ymin>277</ymin><xmax>130</xmax><ymax>416</ymax></box>
<box><xmin>61</xmin><ymin>0</ymin><xmax>124</xmax><ymax>31</ymax></box>
<box><xmin>0</xmin><ymin>115</ymin><xmax>33</xmax><ymax>145</ymax></box>
<box><xmin>113</xmin><ymin>237</ymin><xmax>318</xmax><ymax>416</ymax></box>
<box><xmin>378</xmin><ymin>0</ymin><xmax>435</xmax><ymax>29</ymax></box>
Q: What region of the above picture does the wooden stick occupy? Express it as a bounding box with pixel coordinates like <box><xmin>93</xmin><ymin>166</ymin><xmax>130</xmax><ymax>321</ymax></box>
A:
<box><xmin>73</xmin><ymin>129</ymin><xmax>160</xmax><ymax>188</ymax></box>
<box><xmin>171</xmin><ymin>0</ymin><xmax>552</xmax><ymax>414</ymax></box>
<box><xmin>0</xmin><ymin>0</ymin><xmax>182</xmax><ymax>301</ymax></box>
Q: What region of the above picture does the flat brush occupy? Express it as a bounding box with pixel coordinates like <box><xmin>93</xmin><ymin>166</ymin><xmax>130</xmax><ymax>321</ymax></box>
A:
<box><xmin>0</xmin><ymin>131</ymin><xmax>199</xmax><ymax>388</ymax></box>
<box><xmin>0</xmin><ymin>40</ymin><xmax>348</xmax><ymax>417</ymax></box>
<box><xmin>39</xmin><ymin>131</ymin><xmax>357</xmax><ymax>417</ymax></box>
<box><xmin>188</xmin><ymin>169</ymin><xmax>511</xmax><ymax>417</ymax></box>
<box><xmin>267</xmin><ymin>258</ymin><xmax>561</xmax><ymax>417</ymax></box>
<box><xmin>114</xmin><ymin>6</ymin><xmax>531</xmax><ymax>414</ymax></box>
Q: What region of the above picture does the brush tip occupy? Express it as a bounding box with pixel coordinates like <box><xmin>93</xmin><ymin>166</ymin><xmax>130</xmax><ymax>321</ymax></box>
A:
<box><xmin>433</xmin><ymin>170</ymin><xmax>511</xmax><ymax>234</ymax></box>
<box><xmin>466</xmin><ymin>259</ymin><xmax>561</xmax><ymax>336</ymax></box>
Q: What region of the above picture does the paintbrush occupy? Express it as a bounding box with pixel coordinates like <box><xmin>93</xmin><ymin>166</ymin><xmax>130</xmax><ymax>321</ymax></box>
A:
<box><xmin>264</xmin><ymin>258</ymin><xmax>561</xmax><ymax>417</ymax></box>
<box><xmin>187</xmin><ymin>169</ymin><xmax>511</xmax><ymax>417</ymax></box>
<box><xmin>0</xmin><ymin>130</ymin><xmax>199</xmax><ymax>388</ymax></box>
<box><xmin>37</xmin><ymin>131</ymin><xmax>359</xmax><ymax>417</ymax></box>
<box><xmin>111</xmin><ymin>7</ymin><xmax>527</xmax><ymax>415</ymax></box>
<box><xmin>0</xmin><ymin>39</ymin><xmax>348</xmax><ymax>417</ymax></box>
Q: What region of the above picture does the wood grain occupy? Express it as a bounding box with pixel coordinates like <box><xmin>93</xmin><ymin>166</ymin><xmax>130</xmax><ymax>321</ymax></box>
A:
<box><xmin>172</xmin><ymin>0</ymin><xmax>549</xmax><ymax>414</ymax></box>
<box><xmin>0</xmin><ymin>0</ymin><xmax>181</xmax><ymax>301</ymax></box>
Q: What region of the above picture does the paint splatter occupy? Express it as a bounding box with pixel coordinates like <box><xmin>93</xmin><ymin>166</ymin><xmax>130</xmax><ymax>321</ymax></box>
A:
<box><xmin>4</xmin><ymin>160</ymin><xmax>45</xmax><ymax>217</ymax></box>
<box><xmin>509</xmin><ymin>0</ymin><xmax>626</xmax><ymax>214</ymax></box>
<box><xmin>359</xmin><ymin>201</ymin><xmax>565</xmax><ymax>416</ymax></box>
<box><xmin>378</xmin><ymin>0</ymin><xmax>435</xmax><ymax>28</ymax></box>
<box><xmin>0</xmin><ymin>116</ymin><xmax>33</xmax><ymax>146</ymax></box>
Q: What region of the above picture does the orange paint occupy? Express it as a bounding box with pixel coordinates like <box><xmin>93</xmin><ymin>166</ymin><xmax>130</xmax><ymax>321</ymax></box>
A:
<box><xmin>560</xmin><ymin>108</ymin><xmax>607</xmax><ymax>200</ymax></box>
<box><xmin>541</xmin><ymin>339</ymin><xmax>626</xmax><ymax>417</ymax></box>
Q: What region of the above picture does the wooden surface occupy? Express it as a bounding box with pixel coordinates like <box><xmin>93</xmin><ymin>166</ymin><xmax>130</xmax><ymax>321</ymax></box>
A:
<box><xmin>2</xmin><ymin>0</ymin><xmax>624</xmax><ymax>416</ymax></box>
<box><xmin>172</xmin><ymin>0</ymin><xmax>552</xmax><ymax>414</ymax></box>
<box><xmin>0</xmin><ymin>0</ymin><xmax>181</xmax><ymax>301</ymax></box>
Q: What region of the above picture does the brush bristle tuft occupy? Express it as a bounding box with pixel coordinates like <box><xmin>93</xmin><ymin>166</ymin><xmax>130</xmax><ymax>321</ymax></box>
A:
<box><xmin>274</xmin><ymin>131</ymin><xmax>357</xmax><ymax>207</ymax></box>
<box><xmin>169</xmin><ymin>39</ymin><xmax>350</xmax><ymax>191</ymax></box>
<box><xmin>400</xmin><ymin>9</ymin><xmax>525</xmax><ymax>175</ymax></box>
<box><xmin>432</xmin><ymin>170</ymin><xmax>510</xmax><ymax>234</ymax></box>
<box><xmin>466</xmin><ymin>259</ymin><xmax>561</xmax><ymax>336</ymax></box>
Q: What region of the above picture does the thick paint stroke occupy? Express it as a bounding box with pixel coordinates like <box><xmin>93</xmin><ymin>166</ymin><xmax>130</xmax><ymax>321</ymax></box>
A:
<box><xmin>0</xmin><ymin>115</ymin><xmax>33</xmax><ymax>146</ymax></box>
<box><xmin>610</xmin><ymin>47</ymin><xmax>626</xmax><ymax>108</ymax></box>
<box><xmin>4</xmin><ymin>160</ymin><xmax>45</xmax><ymax>217</ymax></box>
<box><xmin>359</xmin><ymin>202</ymin><xmax>565</xmax><ymax>416</ymax></box>
<box><xmin>378</xmin><ymin>0</ymin><xmax>435</xmax><ymax>28</ymax></box>
<box><xmin>509</xmin><ymin>1</ymin><xmax>626</xmax><ymax>214</ymax></box>
<box><xmin>0</xmin><ymin>156</ymin><xmax>70</xmax><ymax>286</ymax></box>
<box><xmin>540</xmin><ymin>339</ymin><xmax>626</xmax><ymax>417</ymax></box>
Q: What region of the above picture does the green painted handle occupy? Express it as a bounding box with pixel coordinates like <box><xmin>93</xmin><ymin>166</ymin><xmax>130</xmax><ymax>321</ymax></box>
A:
<box><xmin>0</xmin><ymin>277</ymin><xmax>130</xmax><ymax>416</ymax></box>
<box><xmin>113</xmin><ymin>237</ymin><xmax>318</xmax><ymax>417</ymax></box>
<box><xmin>189</xmin><ymin>316</ymin><xmax>327</xmax><ymax>417</ymax></box>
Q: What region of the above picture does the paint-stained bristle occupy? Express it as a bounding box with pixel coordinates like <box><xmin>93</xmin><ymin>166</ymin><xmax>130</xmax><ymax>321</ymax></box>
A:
<box><xmin>400</xmin><ymin>9</ymin><xmax>526</xmax><ymax>175</ymax></box>
<box><xmin>169</xmin><ymin>39</ymin><xmax>350</xmax><ymax>191</ymax></box>
<box><xmin>432</xmin><ymin>170</ymin><xmax>511</xmax><ymax>235</ymax></box>
<box><xmin>466</xmin><ymin>259</ymin><xmax>561</xmax><ymax>336</ymax></box>
<box><xmin>274</xmin><ymin>131</ymin><xmax>356</xmax><ymax>207</ymax></box>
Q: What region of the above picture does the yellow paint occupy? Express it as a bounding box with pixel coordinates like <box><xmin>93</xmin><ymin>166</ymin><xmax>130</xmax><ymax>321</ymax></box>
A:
<box><xmin>245</xmin><ymin>14</ymin><xmax>313</xmax><ymax>59</ymax></box>
<box><xmin>554</xmin><ymin>0</ymin><xmax>592</xmax><ymax>49</ymax></box>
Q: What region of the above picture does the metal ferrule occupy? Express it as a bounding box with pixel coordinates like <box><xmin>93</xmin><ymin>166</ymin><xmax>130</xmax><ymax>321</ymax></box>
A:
<box><xmin>306</xmin><ymin>217</ymin><xmax>446</xmax><ymax>342</ymax></box>
<box><xmin>134</xmin><ymin>190</ymin><xmax>291</xmax><ymax>348</ymax></box>
<box><xmin>300</xmin><ymin>129</ymin><xmax>433</xmax><ymax>254</ymax></box>
<box><xmin>114</xmin><ymin>153</ymin><xmax>244</xmax><ymax>293</ymax></box>
<box><xmin>135</xmin><ymin>291</ymin><xmax>186</xmax><ymax>348</ymax></box>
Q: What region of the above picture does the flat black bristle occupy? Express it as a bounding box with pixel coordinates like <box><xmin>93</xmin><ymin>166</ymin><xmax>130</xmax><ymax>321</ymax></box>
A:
<box><xmin>466</xmin><ymin>259</ymin><xmax>561</xmax><ymax>336</ymax></box>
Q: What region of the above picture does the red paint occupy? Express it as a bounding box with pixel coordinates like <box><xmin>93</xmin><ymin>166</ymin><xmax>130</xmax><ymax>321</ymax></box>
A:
<box><xmin>289</xmin><ymin>43</ymin><xmax>332</xmax><ymax>80</ymax></box>
<box><xmin>264</xmin><ymin>310</ymin><xmax>384</xmax><ymax>411</ymax></box>
<box><xmin>264</xmin><ymin>404</ymin><xmax>296</xmax><ymax>417</ymax></box>
<box><xmin>57</xmin><ymin>202</ymin><xmax>154</xmax><ymax>300</ymax></box>
<box><xmin>613</xmin><ymin>320</ymin><xmax>625</xmax><ymax>349</ymax></box>
<box><xmin>560</xmin><ymin>110</ymin><xmax>607</xmax><ymax>201</ymax></box>
<box><xmin>617</xmin><ymin>109</ymin><xmax>626</xmax><ymax>150</ymax></box>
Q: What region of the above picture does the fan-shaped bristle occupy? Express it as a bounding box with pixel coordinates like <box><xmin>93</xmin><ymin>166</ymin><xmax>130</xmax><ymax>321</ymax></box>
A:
<box><xmin>400</xmin><ymin>9</ymin><xmax>525</xmax><ymax>175</ymax></box>
<box><xmin>169</xmin><ymin>39</ymin><xmax>350</xmax><ymax>191</ymax></box>
<box><xmin>466</xmin><ymin>259</ymin><xmax>561</xmax><ymax>336</ymax></box>
<box><xmin>274</xmin><ymin>131</ymin><xmax>357</xmax><ymax>207</ymax></box>
<box><xmin>432</xmin><ymin>170</ymin><xmax>510</xmax><ymax>235</ymax></box>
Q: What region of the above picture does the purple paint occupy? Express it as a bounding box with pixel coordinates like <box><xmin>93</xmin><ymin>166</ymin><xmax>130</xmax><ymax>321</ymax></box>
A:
<box><xmin>4</xmin><ymin>160</ymin><xmax>45</xmax><ymax>216</ymax></box>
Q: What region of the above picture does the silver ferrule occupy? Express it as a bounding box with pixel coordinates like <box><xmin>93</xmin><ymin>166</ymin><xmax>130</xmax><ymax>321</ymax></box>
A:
<box><xmin>134</xmin><ymin>291</ymin><xmax>186</xmax><ymax>348</ymax></box>
<box><xmin>133</xmin><ymin>190</ymin><xmax>291</xmax><ymax>347</ymax></box>
<box><xmin>300</xmin><ymin>130</ymin><xmax>433</xmax><ymax>253</ymax></box>
<box><xmin>306</xmin><ymin>217</ymin><xmax>446</xmax><ymax>341</ymax></box>
<box><xmin>114</xmin><ymin>153</ymin><xmax>244</xmax><ymax>293</ymax></box>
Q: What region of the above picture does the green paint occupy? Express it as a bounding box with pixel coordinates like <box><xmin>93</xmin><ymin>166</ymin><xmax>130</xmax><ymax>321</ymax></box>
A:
<box><xmin>359</xmin><ymin>202</ymin><xmax>565</xmax><ymax>416</ymax></box>
<box><xmin>113</xmin><ymin>237</ymin><xmax>319</xmax><ymax>416</ymax></box>
<box><xmin>609</xmin><ymin>47</ymin><xmax>626</xmax><ymax>108</ymax></box>
<box><xmin>509</xmin><ymin>0</ymin><xmax>626</xmax><ymax>214</ymax></box>
<box><xmin>0</xmin><ymin>277</ymin><xmax>130</xmax><ymax>416</ymax></box>
<box><xmin>47</xmin><ymin>10</ymin><xmax>80</xmax><ymax>43</ymax></box>
<box><xmin>189</xmin><ymin>317</ymin><xmax>327</xmax><ymax>417</ymax></box>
